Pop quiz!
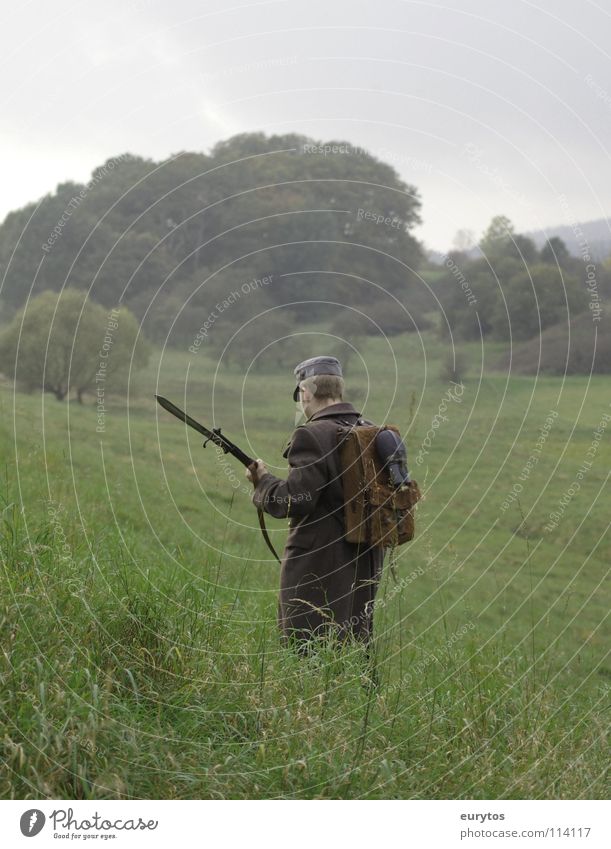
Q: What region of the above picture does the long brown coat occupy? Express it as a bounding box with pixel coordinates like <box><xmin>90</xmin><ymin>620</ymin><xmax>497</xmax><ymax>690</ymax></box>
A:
<box><xmin>252</xmin><ymin>402</ymin><xmax>385</xmax><ymax>650</ymax></box>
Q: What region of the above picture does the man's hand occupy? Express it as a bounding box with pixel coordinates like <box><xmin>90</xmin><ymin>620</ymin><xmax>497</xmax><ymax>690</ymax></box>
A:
<box><xmin>245</xmin><ymin>458</ymin><xmax>267</xmax><ymax>487</ymax></box>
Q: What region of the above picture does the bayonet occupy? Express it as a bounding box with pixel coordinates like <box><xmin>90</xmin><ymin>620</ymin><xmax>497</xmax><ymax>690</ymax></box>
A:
<box><xmin>155</xmin><ymin>394</ymin><xmax>280</xmax><ymax>563</ymax></box>
<box><xmin>155</xmin><ymin>394</ymin><xmax>255</xmax><ymax>467</ymax></box>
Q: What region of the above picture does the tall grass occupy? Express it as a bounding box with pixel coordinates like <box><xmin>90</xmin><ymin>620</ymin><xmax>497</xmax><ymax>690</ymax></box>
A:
<box><xmin>0</xmin><ymin>486</ymin><xmax>607</xmax><ymax>799</ymax></box>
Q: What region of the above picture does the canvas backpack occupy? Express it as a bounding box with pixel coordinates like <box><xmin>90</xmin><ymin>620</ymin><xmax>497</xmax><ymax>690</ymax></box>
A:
<box><xmin>336</xmin><ymin>421</ymin><xmax>421</xmax><ymax>548</ymax></box>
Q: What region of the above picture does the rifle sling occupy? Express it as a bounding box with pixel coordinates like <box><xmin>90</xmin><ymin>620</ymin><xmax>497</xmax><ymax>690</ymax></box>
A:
<box><xmin>257</xmin><ymin>507</ymin><xmax>281</xmax><ymax>563</ymax></box>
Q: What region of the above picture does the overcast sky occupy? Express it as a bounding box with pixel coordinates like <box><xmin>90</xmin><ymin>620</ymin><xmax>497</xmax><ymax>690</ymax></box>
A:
<box><xmin>2</xmin><ymin>0</ymin><xmax>610</xmax><ymax>250</ymax></box>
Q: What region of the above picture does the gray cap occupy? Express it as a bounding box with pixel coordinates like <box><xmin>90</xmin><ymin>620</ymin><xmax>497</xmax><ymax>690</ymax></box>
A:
<box><xmin>293</xmin><ymin>355</ymin><xmax>342</xmax><ymax>401</ymax></box>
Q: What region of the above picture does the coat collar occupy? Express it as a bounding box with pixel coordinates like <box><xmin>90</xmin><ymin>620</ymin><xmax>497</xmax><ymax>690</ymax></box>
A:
<box><xmin>282</xmin><ymin>403</ymin><xmax>363</xmax><ymax>457</ymax></box>
<box><xmin>306</xmin><ymin>402</ymin><xmax>362</xmax><ymax>422</ymax></box>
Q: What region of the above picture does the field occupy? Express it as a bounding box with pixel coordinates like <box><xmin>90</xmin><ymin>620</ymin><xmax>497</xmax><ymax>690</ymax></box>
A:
<box><xmin>0</xmin><ymin>331</ymin><xmax>609</xmax><ymax>799</ymax></box>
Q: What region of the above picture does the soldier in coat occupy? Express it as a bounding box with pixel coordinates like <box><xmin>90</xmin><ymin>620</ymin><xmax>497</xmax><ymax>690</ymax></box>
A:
<box><xmin>245</xmin><ymin>356</ymin><xmax>385</xmax><ymax>653</ymax></box>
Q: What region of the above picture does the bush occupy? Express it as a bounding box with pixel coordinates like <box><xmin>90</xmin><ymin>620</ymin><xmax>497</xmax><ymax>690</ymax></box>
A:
<box><xmin>494</xmin><ymin>311</ymin><xmax>611</xmax><ymax>375</ymax></box>
<box><xmin>440</xmin><ymin>350</ymin><xmax>467</xmax><ymax>383</ymax></box>
<box><xmin>205</xmin><ymin>310</ymin><xmax>312</xmax><ymax>372</ymax></box>
<box><xmin>330</xmin><ymin>302</ymin><xmax>431</xmax><ymax>339</ymax></box>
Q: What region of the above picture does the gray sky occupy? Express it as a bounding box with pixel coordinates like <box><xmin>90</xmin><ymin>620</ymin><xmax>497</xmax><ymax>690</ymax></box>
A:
<box><xmin>2</xmin><ymin>0</ymin><xmax>610</xmax><ymax>250</ymax></box>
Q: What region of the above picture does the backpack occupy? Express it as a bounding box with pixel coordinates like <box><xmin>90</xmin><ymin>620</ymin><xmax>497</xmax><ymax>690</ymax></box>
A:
<box><xmin>336</xmin><ymin>422</ymin><xmax>421</xmax><ymax>548</ymax></box>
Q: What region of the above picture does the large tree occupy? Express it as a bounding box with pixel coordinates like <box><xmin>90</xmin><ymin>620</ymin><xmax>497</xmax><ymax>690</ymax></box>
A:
<box><xmin>0</xmin><ymin>134</ymin><xmax>424</xmax><ymax>347</ymax></box>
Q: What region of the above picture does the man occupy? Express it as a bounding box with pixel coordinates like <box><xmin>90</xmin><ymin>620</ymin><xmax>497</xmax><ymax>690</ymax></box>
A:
<box><xmin>245</xmin><ymin>355</ymin><xmax>385</xmax><ymax>652</ymax></box>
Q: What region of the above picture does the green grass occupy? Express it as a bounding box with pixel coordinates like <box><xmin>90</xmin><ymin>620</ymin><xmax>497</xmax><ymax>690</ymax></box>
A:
<box><xmin>0</xmin><ymin>332</ymin><xmax>609</xmax><ymax>799</ymax></box>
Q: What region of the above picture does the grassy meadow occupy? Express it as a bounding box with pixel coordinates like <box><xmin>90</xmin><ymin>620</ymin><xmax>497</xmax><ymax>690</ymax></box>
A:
<box><xmin>0</xmin><ymin>330</ymin><xmax>609</xmax><ymax>799</ymax></box>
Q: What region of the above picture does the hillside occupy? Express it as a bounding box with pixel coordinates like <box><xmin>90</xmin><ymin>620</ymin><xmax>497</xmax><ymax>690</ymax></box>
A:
<box><xmin>494</xmin><ymin>311</ymin><xmax>611</xmax><ymax>375</ymax></box>
<box><xmin>526</xmin><ymin>217</ymin><xmax>611</xmax><ymax>261</ymax></box>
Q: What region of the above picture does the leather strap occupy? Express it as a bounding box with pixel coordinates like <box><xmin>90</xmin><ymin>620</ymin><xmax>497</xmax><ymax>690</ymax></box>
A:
<box><xmin>257</xmin><ymin>507</ymin><xmax>281</xmax><ymax>563</ymax></box>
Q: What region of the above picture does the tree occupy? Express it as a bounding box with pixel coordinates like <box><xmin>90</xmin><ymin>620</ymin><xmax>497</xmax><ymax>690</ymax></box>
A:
<box><xmin>480</xmin><ymin>215</ymin><xmax>515</xmax><ymax>256</ymax></box>
<box><xmin>0</xmin><ymin>133</ymin><xmax>424</xmax><ymax>328</ymax></box>
<box><xmin>540</xmin><ymin>236</ymin><xmax>571</xmax><ymax>267</ymax></box>
<box><xmin>490</xmin><ymin>264</ymin><xmax>582</xmax><ymax>341</ymax></box>
<box><xmin>480</xmin><ymin>215</ymin><xmax>537</xmax><ymax>264</ymax></box>
<box><xmin>0</xmin><ymin>289</ymin><xmax>149</xmax><ymax>400</ymax></box>
<box><xmin>452</xmin><ymin>228</ymin><xmax>475</xmax><ymax>253</ymax></box>
<box><xmin>74</xmin><ymin>305</ymin><xmax>150</xmax><ymax>402</ymax></box>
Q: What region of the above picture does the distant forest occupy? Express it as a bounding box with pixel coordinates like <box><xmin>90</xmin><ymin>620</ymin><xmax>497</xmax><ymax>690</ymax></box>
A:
<box><xmin>0</xmin><ymin>133</ymin><xmax>423</xmax><ymax>346</ymax></box>
<box><xmin>0</xmin><ymin>132</ymin><xmax>609</xmax><ymax>373</ymax></box>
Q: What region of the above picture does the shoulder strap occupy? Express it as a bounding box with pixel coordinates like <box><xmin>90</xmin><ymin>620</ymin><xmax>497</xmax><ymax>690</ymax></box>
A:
<box><xmin>337</xmin><ymin>417</ymin><xmax>366</xmax><ymax>427</ymax></box>
<box><xmin>257</xmin><ymin>507</ymin><xmax>281</xmax><ymax>563</ymax></box>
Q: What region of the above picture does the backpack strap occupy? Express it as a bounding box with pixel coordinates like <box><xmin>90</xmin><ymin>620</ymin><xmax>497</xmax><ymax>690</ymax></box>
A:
<box><xmin>338</xmin><ymin>417</ymin><xmax>366</xmax><ymax>428</ymax></box>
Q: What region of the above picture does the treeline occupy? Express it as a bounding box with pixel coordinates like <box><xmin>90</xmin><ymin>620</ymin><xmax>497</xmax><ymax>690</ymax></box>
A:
<box><xmin>423</xmin><ymin>215</ymin><xmax>611</xmax><ymax>375</ymax></box>
<box><xmin>433</xmin><ymin>215</ymin><xmax>610</xmax><ymax>344</ymax></box>
<box><xmin>2</xmin><ymin>136</ymin><xmax>609</xmax><ymax>377</ymax></box>
<box><xmin>0</xmin><ymin>133</ymin><xmax>425</xmax><ymax>350</ymax></box>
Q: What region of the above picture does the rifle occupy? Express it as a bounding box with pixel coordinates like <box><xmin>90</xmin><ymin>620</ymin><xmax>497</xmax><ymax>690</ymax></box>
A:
<box><xmin>155</xmin><ymin>394</ymin><xmax>280</xmax><ymax>563</ymax></box>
